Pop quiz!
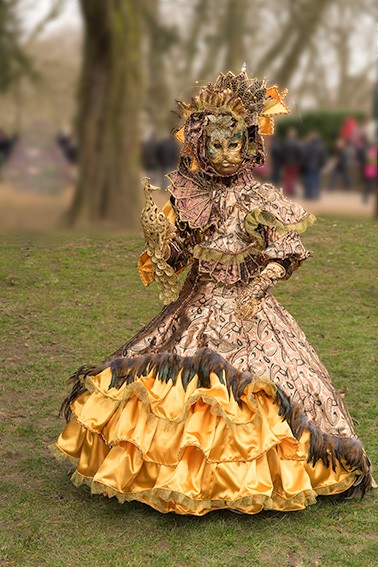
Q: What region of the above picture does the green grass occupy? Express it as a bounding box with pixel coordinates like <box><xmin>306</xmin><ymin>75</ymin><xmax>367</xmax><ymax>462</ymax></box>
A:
<box><xmin>0</xmin><ymin>216</ymin><xmax>377</xmax><ymax>567</ymax></box>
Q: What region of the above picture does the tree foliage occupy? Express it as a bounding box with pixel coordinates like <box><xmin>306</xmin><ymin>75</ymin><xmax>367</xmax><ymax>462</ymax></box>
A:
<box><xmin>277</xmin><ymin>109</ymin><xmax>365</xmax><ymax>150</ymax></box>
<box><xmin>0</xmin><ymin>0</ymin><xmax>35</xmax><ymax>94</ymax></box>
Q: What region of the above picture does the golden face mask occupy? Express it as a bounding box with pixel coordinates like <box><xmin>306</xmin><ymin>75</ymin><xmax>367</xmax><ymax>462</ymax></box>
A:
<box><xmin>206</xmin><ymin>114</ymin><xmax>245</xmax><ymax>176</ymax></box>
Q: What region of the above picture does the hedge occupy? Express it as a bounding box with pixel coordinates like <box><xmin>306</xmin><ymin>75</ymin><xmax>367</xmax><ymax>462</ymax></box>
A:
<box><xmin>276</xmin><ymin>109</ymin><xmax>365</xmax><ymax>149</ymax></box>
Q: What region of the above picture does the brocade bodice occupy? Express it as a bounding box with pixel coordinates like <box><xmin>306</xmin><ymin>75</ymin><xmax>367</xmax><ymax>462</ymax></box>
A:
<box><xmin>167</xmin><ymin>169</ymin><xmax>315</xmax><ymax>284</ymax></box>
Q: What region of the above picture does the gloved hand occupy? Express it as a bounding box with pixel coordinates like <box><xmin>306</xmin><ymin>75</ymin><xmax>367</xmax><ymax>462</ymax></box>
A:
<box><xmin>235</xmin><ymin>262</ymin><xmax>286</xmax><ymax>319</ymax></box>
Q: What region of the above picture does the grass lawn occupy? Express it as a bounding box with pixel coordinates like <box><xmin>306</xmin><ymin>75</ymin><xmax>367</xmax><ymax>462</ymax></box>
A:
<box><xmin>1</xmin><ymin>215</ymin><xmax>377</xmax><ymax>567</ymax></box>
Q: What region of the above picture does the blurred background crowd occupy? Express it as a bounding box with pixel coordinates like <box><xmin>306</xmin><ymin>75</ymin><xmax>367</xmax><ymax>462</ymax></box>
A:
<box><xmin>0</xmin><ymin>0</ymin><xmax>376</xmax><ymax>230</ymax></box>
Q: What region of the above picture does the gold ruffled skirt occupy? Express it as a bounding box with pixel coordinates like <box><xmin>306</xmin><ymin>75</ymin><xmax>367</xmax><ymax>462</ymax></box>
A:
<box><xmin>53</xmin><ymin>360</ymin><xmax>364</xmax><ymax>516</ymax></box>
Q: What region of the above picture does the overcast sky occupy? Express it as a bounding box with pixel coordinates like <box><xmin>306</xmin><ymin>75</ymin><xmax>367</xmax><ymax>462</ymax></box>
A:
<box><xmin>19</xmin><ymin>0</ymin><xmax>82</xmax><ymax>36</ymax></box>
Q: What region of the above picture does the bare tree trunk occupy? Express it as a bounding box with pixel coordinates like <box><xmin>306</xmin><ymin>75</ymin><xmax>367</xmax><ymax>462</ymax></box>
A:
<box><xmin>144</xmin><ymin>0</ymin><xmax>170</xmax><ymax>136</ymax></box>
<box><xmin>67</xmin><ymin>0</ymin><xmax>142</xmax><ymax>228</ymax></box>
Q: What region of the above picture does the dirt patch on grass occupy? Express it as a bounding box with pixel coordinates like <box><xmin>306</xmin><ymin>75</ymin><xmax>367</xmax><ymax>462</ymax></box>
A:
<box><xmin>0</xmin><ymin>183</ymin><xmax>74</xmax><ymax>231</ymax></box>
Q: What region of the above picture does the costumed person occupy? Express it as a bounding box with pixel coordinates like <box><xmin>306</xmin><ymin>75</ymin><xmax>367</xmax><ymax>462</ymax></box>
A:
<box><xmin>52</xmin><ymin>71</ymin><xmax>372</xmax><ymax>515</ymax></box>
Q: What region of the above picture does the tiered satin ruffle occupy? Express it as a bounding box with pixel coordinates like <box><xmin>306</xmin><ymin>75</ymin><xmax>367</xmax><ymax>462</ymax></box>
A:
<box><xmin>54</xmin><ymin>366</ymin><xmax>357</xmax><ymax>515</ymax></box>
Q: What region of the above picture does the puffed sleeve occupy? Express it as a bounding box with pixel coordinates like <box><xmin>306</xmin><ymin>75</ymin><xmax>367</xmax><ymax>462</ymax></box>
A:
<box><xmin>262</xmin><ymin>227</ymin><xmax>310</xmax><ymax>278</ymax></box>
<box><xmin>244</xmin><ymin>183</ymin><xmax>316</xmax><ymax>279</ymax></box>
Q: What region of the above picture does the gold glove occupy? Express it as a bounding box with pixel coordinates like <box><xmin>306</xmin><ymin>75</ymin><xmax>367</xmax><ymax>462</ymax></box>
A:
<box><xmin>235</xmin><ymin>262</ymin><xmax>286</xmax><ymax>320</ymax></box>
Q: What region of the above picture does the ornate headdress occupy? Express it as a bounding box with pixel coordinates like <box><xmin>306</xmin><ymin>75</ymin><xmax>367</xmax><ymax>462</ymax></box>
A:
<box><xmin>174</xmin><ymin>71</ymin><xmax>289</xmax><ymax>175</ymax></box>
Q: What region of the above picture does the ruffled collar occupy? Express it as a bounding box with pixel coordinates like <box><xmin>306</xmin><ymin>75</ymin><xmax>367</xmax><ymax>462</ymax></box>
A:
<box><xmin>167</xmin><ymin>167</ymin><xmax>315</xmax><ymax>232</ymax></box>
<box><xmin>167</xmin><ymin>168</ymin><xmax>256</xmax><ymax>229</ymax></box>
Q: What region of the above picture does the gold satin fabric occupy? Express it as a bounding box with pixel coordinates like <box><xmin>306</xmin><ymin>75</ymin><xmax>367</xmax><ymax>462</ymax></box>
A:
<box><xmin>55</xmin><ymin>368</ymin><xmax>356</xmax><ymax>515</ymax></box>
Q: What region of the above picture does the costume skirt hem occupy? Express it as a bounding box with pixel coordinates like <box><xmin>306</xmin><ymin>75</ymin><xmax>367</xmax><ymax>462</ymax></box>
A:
<box><xmin>50</xmin><ymin>450</ymin><xmax>358</xmax><ymax>515</ymax></box>
<box><xmin>53</xmin><ymin>351</ymin><xmax>372</xmax><ymax>515</ymax></box>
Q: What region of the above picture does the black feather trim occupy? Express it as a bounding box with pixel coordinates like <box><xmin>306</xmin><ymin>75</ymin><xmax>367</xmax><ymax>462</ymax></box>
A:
<box><xmin>59</xmin><ymin>348</ymin><xmax>373</xmax><ymax>499</ymax></box>
<box><xmin>273</xmin><ymin>383</ymin><xmax>372</xmax><ymax>498</ymax></box>
<box><xmin>59</xmin><ymin>365</ymin><xmax>96</xmax><ymax>422</ymax></box>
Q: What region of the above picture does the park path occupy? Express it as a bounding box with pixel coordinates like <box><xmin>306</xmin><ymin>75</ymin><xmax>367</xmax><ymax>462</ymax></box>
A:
<box><xmin>1</xmin><ymin>183</ymin><xmax>374</xmax><ymax>232</ymax></box>
<box><xmin>1</xmin><ymin>122</ymin><xmax>72</xmax><ymax>195</ymax></box>
<box><xmin>0</xmin><ymin>123</ymin><xmax>75</xmax><ymax>230</ymax></box>
<box><xmin>297</xmin><ymin>190</ymin><xmax>375</xmax><ymax>218</ymax></box>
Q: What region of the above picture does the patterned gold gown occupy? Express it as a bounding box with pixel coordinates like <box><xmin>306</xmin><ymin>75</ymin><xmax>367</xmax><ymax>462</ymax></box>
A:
<box><xmin>53</xmin><ymin>169</ymin><xmax>372</xmax><ymax>515</ymax></box>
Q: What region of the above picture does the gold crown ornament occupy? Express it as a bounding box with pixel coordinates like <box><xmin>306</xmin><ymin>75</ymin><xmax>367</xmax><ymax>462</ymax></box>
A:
<box><xmin>173</xmin><ymin>69</ymin><xmax>289</xmax><ymax>174</ymax></box>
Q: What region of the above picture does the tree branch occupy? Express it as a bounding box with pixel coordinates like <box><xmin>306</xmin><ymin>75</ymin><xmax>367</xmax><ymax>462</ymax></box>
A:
<box><xmin>24</xmin><ymin>0</ymin><xmax>66</xmax><ymax>47</ymax></box>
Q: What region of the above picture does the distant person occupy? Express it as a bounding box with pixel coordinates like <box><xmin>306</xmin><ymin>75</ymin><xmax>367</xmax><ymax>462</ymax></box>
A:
<box><xmin>340</xmin><ymin>116</ymin><xmax>358</xmax><ymax>144</ymax></box>
<box><xmin>65</xmin><ymin>135</ymin><xmax>78</xmax><ymax>164</ymax></box>
<box><xmin>301</xmin><ymin>131</ymin><xmax>326</xmax><ymax>200</ymax></box>
<box><xmin>0</xmin><ymin>130</ymin><xmax>5</xmax><ymax>173</ymax></box>
<box><xmin>281</xmin><ymin>128</ymin><xmax>302</xmax><ymax>196</ymax></box>
<box><xmin>329</xmin><ymin>138</ymin><xmax>353</xmax><ymax>191</ymax></box>
<box><xmin>141</xmin><ymin>134</ymin><xmax>160</xmax><ymax>186</ymax></box>
<box><xmin>356</xmin><ymin>117</ymin><xmax>376</xmax><ymax>193</ymax></box>
<box><xmin>141</xmin><ymin>134</ymin><xmax>158</xmax><ymax>171</ymax></box>
<box><xmin>356</xmin><ymin>115</ymin><xmax>376</xmax><ymax>148</ymax></box>
<box><xmin>345</xmin><ymin>140</ymin><xmax>356</xmax><ymax>184</ymax></box>
<box><xmin>359</xmin><ymin>138</ymin><xmax>377</xmax><ymax>203</ymax></box>
<box><xmin>57</xmin><ymin>131</ymin><xmax>79</xmax><ymax>164</ymax></box>
<box><xmin>269</xmin><ymin>134</ymin><xmax>282</xmax><ymax>185</ymax></box>
<box><xmin>0</xmin><ymin>129</ymin><xmax>16</xmax><ymax>166</ymax></box>
<box><xmin>156</xmin><ymin>136</ymin><xmax>180</xmax><ymax>187</ymax></box>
